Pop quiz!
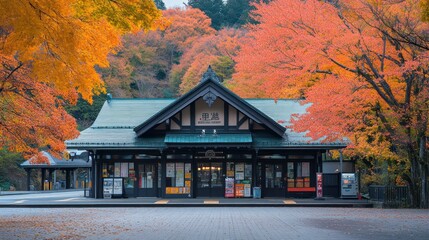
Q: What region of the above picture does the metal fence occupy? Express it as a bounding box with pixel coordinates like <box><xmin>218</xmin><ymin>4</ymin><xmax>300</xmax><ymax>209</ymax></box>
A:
<box><xmin>369</xmin><ymin>185</ymin><xmax>410</xmax><ymax>208</ymax></box>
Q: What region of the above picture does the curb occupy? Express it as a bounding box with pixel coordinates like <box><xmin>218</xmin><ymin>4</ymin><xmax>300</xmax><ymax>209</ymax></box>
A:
<box><xmin>0</xmin><ymin>203</ymin><xmax>373</xmax><ymax>208</ymax></box>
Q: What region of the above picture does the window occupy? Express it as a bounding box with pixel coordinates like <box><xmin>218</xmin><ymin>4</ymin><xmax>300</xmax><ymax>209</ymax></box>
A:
<box><xmin>102</xmin><ymin>162</ymin><xmax>135</xmax><ymax>189</ymax></box>
<box><xmin>287</xmin><ymin>161</ymin><xmax>313</xmax><ymax>192</ymax></box>
<box><xmin>166</xmin><ymin>162</ymin><xmax>191</xmax><ymax>194</ymax></box>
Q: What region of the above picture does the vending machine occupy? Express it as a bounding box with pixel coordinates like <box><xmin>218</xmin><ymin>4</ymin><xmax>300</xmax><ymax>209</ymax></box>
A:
<box><xmin>341</xmin><ymin>173</ymin><xmax>358</xmax><ymax>198</ymax></box>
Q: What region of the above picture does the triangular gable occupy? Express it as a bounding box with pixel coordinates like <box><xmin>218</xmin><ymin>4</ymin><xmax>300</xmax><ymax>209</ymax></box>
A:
<box><xmin>134</xmin><ymin>67</ymin><xmax>286</xmax><ymax>137</ymax></box>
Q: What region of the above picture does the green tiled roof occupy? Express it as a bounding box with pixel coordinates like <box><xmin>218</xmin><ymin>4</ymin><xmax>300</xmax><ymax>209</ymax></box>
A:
<box><xmin>165</xmin><ymin>133</ymin><xmax>252</xmax><ymax>144</ymax></box>
<box><xmin>21</xmin><ymin>151</ymin><xmax>91</xmax><ymax>169</ymax></box>
<box><xmin>66</xmin><ymin>98</ymin><xmax>347</xmax><ymax>149</ymax></box>
<box><xmin>66</xmin><ymin>128</ymin><xmax>166</xmax><ymax>149</ymax></box>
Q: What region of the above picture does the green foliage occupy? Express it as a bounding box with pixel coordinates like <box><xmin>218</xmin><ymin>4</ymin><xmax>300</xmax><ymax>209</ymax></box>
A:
<box><xmin>66</xmin><ymin>94</ymin><xmax>107</xmax><ymax>130</ymax></box>
<box><xmin>211</xmin><ymin>56</ymin><xmax>235</xmax><ymax>82</ymax></box>
<box><xmin>154</xmin><ymin>0</ymin><xmax>166</xmax><ymax>10</ymax></box>
<box><xmin>188</xmin><ymin>0</ymin><xmax>268</xmax><ymax>28</ymax></box>
<box><xmin>223</xmin><ymin>0</ymin><xmax>253</xmax><ymax>27</ymax></box>
<box><xmin>0</xmin><ymin>149</ymin><xmax>26</xmax><ymax>191</ymax></box>
<box><xmin>188</xmin><ymin>0</ymin><xmax>225</xmax><ymax>29</ymax></box>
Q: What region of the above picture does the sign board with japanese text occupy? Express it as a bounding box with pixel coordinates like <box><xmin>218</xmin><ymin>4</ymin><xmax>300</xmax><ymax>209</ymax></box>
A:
<box><xmin>195</xmin><ymin>98</ymin><xmax>224</xmax><ymax>126</ymax></box>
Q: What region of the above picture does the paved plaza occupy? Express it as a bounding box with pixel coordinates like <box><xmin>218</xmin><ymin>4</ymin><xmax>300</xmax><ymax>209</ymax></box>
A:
<box><xmin>0</xmin><ymin>206</ymin><xmax>428</xmax><ymax>240</ymax></box>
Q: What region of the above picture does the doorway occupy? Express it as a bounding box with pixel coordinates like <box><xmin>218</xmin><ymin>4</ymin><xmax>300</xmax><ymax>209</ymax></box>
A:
<box><xmin>263</xmin><ymin>163</ymin><xmax>284</xmax><ymax>197</ymax></box>
<box><xmin>137</xmin><ymin>163</ymin><xmax>157</xmax><ymax>197</ymax></box>
<box><xmin>197</xmin><ymin>162</ymin><xmax>223</xmax><ymax>197</ymax></box>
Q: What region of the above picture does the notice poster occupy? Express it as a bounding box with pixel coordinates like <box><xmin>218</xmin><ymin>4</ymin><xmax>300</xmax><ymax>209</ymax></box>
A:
<box><xmin>120</xmin><ymin>163</ymin><xmax>128</xmax><ymax>177</ymax></box>
<box><xmin>166</xmin><ymin>163</ymin><xmax>175</xmax><ymax>177</ymax></box>
<box><xmin>235</xmin><ymin>184</ymin><xmax>244</xmax><ymax>197</ymax></box>
<box><xmin>235</xmin><ymin>164</ymin><xmax>244</xmax><ymax>171</ymax></box>
<box><xmin>235</xmin><ymin>163</ymin><xmax>244</xmax><ymax>180</ymax></box>
<box><xmin>244</xmin><ymin>184</ymin><xmax>251</xmax><ymax>197</ymax></box>
<box><xmin>103</xmin><ymin>178</ymin><xmax>113</xmax><ymax>198</ymax></box>
<box><xmin>113</xmin><ymin>178</ymin><xmax>123</xmax><ymax>195</ymax></box>
<box><xmin>185</xmin><ymin>163</ymin><xmax>192</xmax><ymax>179</ymax></box>
<box><xmin>114</xmin><ymin>163</ymin><xmax>120</xmax><ymax>177</ymax></box>
<box><xmin>225</xmin><ymin>178</ymin><xmax>235</xmax><ymax>198</ymax></box>
<box><xmin>316</xmin><ymin>172</ymin><xmax>323</xmax><ymax>198</ymax></box>
<box><xmin>176</xmin><ymin>163</ymin><xmax>184</xmax><ymax>187</ymax></box>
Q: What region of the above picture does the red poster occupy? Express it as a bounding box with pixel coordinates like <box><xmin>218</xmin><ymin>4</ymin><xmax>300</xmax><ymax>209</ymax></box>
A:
<box><xmin>235</xmin><ymin>184</ymin><xmax>244</xmax><ymax>197</ymax></box>
<box><xmin>316</xmin><ymin>173</ymin><xmax>323</xmax><ymax>198</ymax></box>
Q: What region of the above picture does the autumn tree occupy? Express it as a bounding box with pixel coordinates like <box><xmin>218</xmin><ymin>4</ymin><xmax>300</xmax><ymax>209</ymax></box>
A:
<box><xmin>233</xmin><ymin>0</ymin><xmax>429</xmax><ymax>208</ymax></box>
<box><xmin>102</xmin><ymin>7</ymin><xmax>215</xmax><ymax>97</ymax></box>
<box><xmin>171</xmin><ymin>28</ymin><xmax>245</xmax><ymax>94</ymax></box>
<box><xmin>0</xmin><ymin>0</ymin><xmax>161</xmax><ymax>161</ymax></box>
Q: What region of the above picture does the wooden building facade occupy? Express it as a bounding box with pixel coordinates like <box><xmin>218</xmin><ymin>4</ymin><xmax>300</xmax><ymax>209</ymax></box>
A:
<box><xmin>66</xmin><ymin>67</ymin><xmax>346</xmax><ymax>198</ymax></box>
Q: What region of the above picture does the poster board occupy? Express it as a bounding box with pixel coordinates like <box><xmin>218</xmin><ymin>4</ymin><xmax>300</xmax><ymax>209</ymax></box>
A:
<box><xmin>113</xmin><ymin>178</ymin><xmax>123</xmax><ymax>195</ymax></box>
<box><xmin>235</xmin><ymin>183</ymin><xmax>244</xmax><ymax>197</ymax></box>
<box><xmin>103</xmin><ymin>178</ymin><xmax>113</xmax><ymax>198</ymax></box>
<box><xmin>166</xmin><ymin>163</ymin><xmax>175</xmax><ymax>177</ymax></box>
<box><xmin>176</xmin><ymin>163</ymin><xmax>184</xmax><ymax>187</ymax></box>
<box><xmin>225</xmin><ymin>178</ymin><xmax>235</xmax><ymax>198</ymax></box>
<box><xmin>244</xmin><ymin>184</ymin><xmax>251</xmax><ymax>197</ymax></box>
<box><xmin>103</xmin><ymin>178</ymin><xmax>123</xmax><ymax>198</ymax></box>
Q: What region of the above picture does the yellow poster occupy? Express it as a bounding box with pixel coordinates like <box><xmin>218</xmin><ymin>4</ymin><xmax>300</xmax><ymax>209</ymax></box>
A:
<box><xmin>185</xmin><ymin>180</ymin><xmax>191</xmax><ymax>187</ymax></box>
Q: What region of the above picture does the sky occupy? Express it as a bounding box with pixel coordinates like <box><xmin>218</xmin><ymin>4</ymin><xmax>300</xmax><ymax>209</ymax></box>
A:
<box><xmin>163</xmin><ymin>0</ymin><xmax>186</xmax><ymax>8</ymax></box>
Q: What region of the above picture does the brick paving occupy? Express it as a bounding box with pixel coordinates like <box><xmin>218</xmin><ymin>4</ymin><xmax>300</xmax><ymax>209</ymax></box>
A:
<box><xmin>0</xmin><ymin>207</ymin><xmax>428</xmax><ymax>240</ymax></box>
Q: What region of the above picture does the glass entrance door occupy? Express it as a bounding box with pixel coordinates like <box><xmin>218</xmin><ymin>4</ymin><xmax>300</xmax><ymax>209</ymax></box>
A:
<box><xmin>197</xmin><ymin>162</ymin><xmax>223</xmax><ymax>197</ymax></box>
<box><xmin>137</xmin><ymin>163</ymin><xmax>156</xmax><ymax>197</ymax></box>
<box><xmin>263</xmin><ymin>163</ymin><xmax>284</xmax><ymax>197</ymax></box>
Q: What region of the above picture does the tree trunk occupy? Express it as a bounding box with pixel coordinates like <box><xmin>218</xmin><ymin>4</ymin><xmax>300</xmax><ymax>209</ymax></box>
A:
<box><xmin>419</xmin><ymin>136</ymin><xmax>428</xmax><ymax>208</ymax></box>
<box><xmin>409</xmin><ymin>144</ymin><xmax>420</xmax><ymax>207</ymax></box>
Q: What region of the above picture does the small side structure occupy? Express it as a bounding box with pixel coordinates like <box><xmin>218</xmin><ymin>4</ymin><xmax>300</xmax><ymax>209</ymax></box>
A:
<box><xmin>20</xmin><ymin>151</ymin><xmax>91</xmax><ymax>191</ymax></box>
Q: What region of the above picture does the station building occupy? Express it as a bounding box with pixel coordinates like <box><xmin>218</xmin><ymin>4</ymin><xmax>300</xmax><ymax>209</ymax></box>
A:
<box><xmin>66</xmin><ymin>67</ymin><xmax>347</xmax><ymax>198</ymax></box>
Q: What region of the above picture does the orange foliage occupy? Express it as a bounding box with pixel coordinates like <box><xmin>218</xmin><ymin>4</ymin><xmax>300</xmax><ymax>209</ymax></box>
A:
<box><xmin>174</xmin><ymin>28</ymin><xmax>245</xmax><ymax>94</ymax></box>
<box><xmin>163</xmin><ymin>8</ymin><xmax>216</xmax><ymax>52</ymax></box>
<box><xmin>0</xmin><ymin>55</ymin><xmax>78</xmax><ymax>163</ymax></box>
<box><xmin>233</xmin><ymin>0</ymin><xmax>429</xmax><ymax>160</ymax></box>
<box><xmin>103</xmin><ymin>7</ymin><xmax>216</xmax><ymax>97</ymax></box>
<box><xmin>0</xmin><ymin>0</ymin><xmax>161</xmax><ymax>161</ymax></box>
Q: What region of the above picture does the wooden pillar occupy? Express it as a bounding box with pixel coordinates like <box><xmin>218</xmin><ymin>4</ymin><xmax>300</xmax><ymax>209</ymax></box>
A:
<box><xmin>161</xmin><ymin>150</ymin><xmax>166</xmax><ymax>198</ymax></box>
<box><xmin>66</xmin><ymin>169</ymin><xmax>71</xmax><ymax>189</ymax></box>
<box><xmin>252</xmin><ymin>150</ymin><xmax>257</xmax><ymax>189</ymax></box>
<box><xmin>48</xmin><ymin>169</ymin><xmax>54</xmax><ymax>190</ymax></box>
<box><xmin>25</xmin><ymin>169</ymin><xmax>31</xmax><ymax>191</ymax></box>
<box><xmin>41</xmin><ymin>168</ymin><xmax>46</xmax><ymax>191</ymax></box>
<box><xmin>73</xmin><ymin>169</ymin><xmax>77</xmax><ymax>189</ymax></box>
<box><xmin>90</xmin><ymin>153</ymin><xmax>96</xmax><ymax>198</ymax></box>
<box><xmin>192</xmin><ymin>149</ymin><xmax>197</xmax><ymax>198</ymax></box>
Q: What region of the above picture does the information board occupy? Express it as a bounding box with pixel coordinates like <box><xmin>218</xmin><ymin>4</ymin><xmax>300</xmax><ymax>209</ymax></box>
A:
<box><xmin>103</xmin><ymin>178</ymin><xmax>113</xmax><ymax>198</ymax></box>
<box><xmin>113</xmin><ymin>178</ymin><xmax>123</xmax><ymax>195</ymax></box>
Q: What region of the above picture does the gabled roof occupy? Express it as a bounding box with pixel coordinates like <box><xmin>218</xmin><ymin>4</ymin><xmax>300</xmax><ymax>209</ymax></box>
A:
<box><xmin>134</xmin><ymin>74</ymin><xmax>286</xmax><ymax>137</ymax></box>
<box><xmin>21</xmin><ymin>151</ymin><xmax>91</xmax><ymax>169</ymax></box>
<box><xmin>66</xmin><ymin>67</ymin><xmax>348</xmax><ymax>150</ymax></box>
<box><xmin>66</xmin><ymin>98</ymin><xmax>347</xmax><ymax>149</ymax></box>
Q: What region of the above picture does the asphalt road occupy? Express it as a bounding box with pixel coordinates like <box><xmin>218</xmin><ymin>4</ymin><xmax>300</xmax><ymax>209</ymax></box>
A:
<box><xmin>0</xmin><ymin>207</ymin><xmax>428</xmax><ymax>240</ymax></box>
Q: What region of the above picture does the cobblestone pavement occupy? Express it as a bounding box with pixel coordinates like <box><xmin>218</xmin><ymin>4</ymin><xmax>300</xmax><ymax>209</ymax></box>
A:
<box><xmin>0</xmin><ymin>207</ymin><xmax>428</xmax><ymax>240</ymax></box>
